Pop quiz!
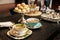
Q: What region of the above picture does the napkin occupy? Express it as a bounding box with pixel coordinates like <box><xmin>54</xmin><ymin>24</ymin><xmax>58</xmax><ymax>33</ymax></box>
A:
<box><xmin>0</xmin><ymin>21</ymin><xmax>14</xmax><ymax>27</ymax></box>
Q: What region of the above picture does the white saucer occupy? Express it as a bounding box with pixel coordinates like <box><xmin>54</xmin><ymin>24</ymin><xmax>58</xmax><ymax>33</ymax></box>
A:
<box><xmin>7</xmin><ymin>30</ymin><xmax>32</xmax><ymax>39</ymax></box>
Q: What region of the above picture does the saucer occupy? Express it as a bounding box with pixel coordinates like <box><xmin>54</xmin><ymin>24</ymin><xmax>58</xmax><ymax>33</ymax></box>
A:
<box><xmin>7</xmin><ymin>30</ymin><xmax>32</xmax><ymax>39</ymax></box>
<box><xmin>25</xmin><ymin>22</ymin><xmax>42</xmax><ymax>29</ymax></box>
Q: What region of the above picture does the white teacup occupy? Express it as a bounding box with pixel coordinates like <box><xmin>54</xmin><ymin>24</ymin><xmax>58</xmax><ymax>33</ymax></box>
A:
<box><xmin>9</xmin><ymin>24</ymin><xmax>28</xmax><ymax>37</ymax></box>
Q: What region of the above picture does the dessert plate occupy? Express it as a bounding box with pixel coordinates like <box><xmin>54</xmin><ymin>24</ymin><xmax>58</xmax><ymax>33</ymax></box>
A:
<box><xmin>7</xmin><ymin>30</ymin><xmax>32</xmax><ymax>39</ymax></box>
<box><xmin>41</xmin><ymin>13</ymin><xmax>60</xmax><ymax>22</ymax></box>
<box><xmin>24</xmin><ymin>11</ymin><xmax>42</xmax><ymax>16</ymax></box>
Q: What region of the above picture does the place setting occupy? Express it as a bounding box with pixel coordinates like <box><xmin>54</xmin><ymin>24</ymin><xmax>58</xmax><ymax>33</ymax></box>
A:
<box><xmin>7</xmin><ymin>24</ymin><xmax>32</xmax><ymax>39</ymax></box>
<box><xmin>6</xmin><ymin>17</ymin><xmax>42</xmax><ymax>40</ymax></box>
<box><xmin>6</xmin><ymin>3</ymin><xmax>43</xmax><ymax>40</ymax></box>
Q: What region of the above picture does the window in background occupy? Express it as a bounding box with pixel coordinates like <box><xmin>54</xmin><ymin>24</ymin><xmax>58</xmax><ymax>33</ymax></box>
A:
<box><xmin>0</xmin><ymin>0</ymin><xmax>15</xmax><ymax>4</ymax></box>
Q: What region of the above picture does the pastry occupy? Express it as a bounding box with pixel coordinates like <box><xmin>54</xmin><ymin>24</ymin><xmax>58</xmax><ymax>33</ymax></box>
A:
<box><xmin>14</xmin><ymin>7</ymin><xmax>19</xmax><ymax>12</ymax></box>
<box><xmin>18</xmin><ymin>9</ymin><xmax>21</xmax><ymax>13</ymax></box>
<box><xmin>14</xmin><ymin>3</ymin><xmax>30</xmax><ymax>13</ymax></box>
<box><xmin>17</xmin><ymin>4</ymin><xmax>21</xmax><ymax>7</ymax></box>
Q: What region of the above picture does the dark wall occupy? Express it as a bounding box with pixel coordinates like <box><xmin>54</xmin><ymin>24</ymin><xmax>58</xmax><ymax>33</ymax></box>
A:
<box><xmin>52</xmin><ymin>0</ymin><xmax>60</xmax><ymax>10</ymax></box>
<box><xmin>15</xmin><ymin>0</ymin><xmax>60</xmax><ymax>10</ymax></box>
<box><xmin>15</xmin><ymin>0</ymin><xmax>28</xmax><ymax>4</ymax></box>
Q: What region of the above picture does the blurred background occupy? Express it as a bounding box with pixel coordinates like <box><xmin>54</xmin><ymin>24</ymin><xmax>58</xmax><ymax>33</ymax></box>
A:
<box><xmin>0</xmin><ymin>0</ymin><xmax>60</xmax><ymax>18</ymax></box>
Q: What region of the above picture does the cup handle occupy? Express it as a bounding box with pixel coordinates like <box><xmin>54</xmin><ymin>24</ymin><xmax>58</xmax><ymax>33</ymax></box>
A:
<box><xmin>9</xmin><ymin>26</ymin><xmax>12</xmax><ymax>30</ymax></box>
<box><xmin>9</xmin><ymin>25</ymin><xmax>14</xmax><ymax>30</ymax></box>
<box><xmin>8</xmin><ymin>22</ymin><xmax>15</xmax><ymax>30</ymax></box>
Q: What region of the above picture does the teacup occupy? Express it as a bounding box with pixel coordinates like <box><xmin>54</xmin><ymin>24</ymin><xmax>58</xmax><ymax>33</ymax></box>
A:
<box><xmin>9</xmin><ymin>24</ymin><xmax>28</xmax><ymax>37</ymax></box>
<box><xmin>25</xmin><ymin>18</ymin><xmax>40</xmax><ymax>28</ymax></box>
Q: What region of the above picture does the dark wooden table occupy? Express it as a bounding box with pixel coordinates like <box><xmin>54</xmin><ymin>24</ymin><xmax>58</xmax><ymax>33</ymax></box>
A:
<box><xmin>0</xmin><ymin>14</ymin><xmax>60</xmax><ymax>40</ymax></box>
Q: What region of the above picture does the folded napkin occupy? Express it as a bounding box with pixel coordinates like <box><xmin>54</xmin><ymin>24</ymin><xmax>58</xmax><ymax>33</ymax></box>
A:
<box><xmin>0</xmin><ymin>21</ymin><xmax>14</xmax><ymax>27</ymax></box>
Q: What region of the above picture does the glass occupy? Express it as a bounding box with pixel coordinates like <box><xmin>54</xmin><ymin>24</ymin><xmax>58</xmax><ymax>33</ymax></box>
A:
<box><xmin>28</xmin><ymin>0</ymin><xmax>35</xmax><ymax>5</ymax></box>
<box><xmin>57</xmin><ymin>6</ymin><xmax>60</xmax><ymax>24</ymax></box>
<box><xmin>45</xmin><ymin>0</ymin><xmax>50</xmax><ymax>7</ymax></box>
<box><xmin>58</xmin><ymin>6</ymin><xmax>60</xmax><ymax>13</ymax></box>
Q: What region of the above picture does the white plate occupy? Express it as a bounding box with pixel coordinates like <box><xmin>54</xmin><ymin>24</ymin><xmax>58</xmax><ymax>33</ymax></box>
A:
<box><xmin>24</xmin><ymin>12</ymin><xmax>42</xmax><ymax>16</ymax></box>
<box><xmin>7</xmin><ymin>30</ymin><xmax>32</xmax><ymax>39</ymax></box>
